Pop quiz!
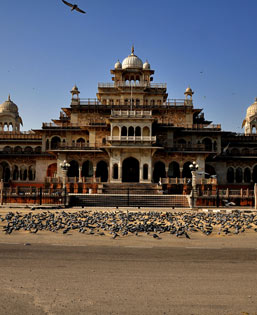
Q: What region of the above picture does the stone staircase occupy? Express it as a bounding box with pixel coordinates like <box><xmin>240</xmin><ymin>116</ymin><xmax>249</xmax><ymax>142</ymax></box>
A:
<box><xmin>69</xmin><ymin>190</ymin><xmax>190</xmax><ymax>208</ymax></box>
<box><xmin>101</xmin><ymin>183</ymin><xmax>162</xmax><ymax>195</ymax></box>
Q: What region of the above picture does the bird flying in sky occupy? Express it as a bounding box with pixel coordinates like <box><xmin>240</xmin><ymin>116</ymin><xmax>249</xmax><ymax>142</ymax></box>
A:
<box><xmin>61</xmin><ymin>0</ymin><xmax>86</xmax><ymax>14</ymax></box>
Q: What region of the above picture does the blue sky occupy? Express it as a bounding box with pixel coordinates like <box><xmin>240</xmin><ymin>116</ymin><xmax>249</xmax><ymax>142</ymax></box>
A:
<box><xmin>0</xmin><ymin>0</ymin><xmax>257</xmax><ymax>132</ymax></box>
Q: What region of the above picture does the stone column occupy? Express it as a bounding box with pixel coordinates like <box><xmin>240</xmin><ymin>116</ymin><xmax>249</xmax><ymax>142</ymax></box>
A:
<box><xmin>139</xmin><ymin>164</ymin><xmax>143</xmax><ymax>183</ymax></box>
<box><xmin>78</xmin><ymin>166</ymin><xmax>82</xmax><ymax>183</ymax></box>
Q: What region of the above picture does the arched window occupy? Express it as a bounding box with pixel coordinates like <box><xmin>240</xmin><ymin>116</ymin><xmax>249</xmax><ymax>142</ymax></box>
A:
<box><xmin>20</xmin><ymin>167</ymin><xmax>27</xmax><ymax>181</ymax></box>
<box><xmin>113</xmin><ymin>126</ymin><xmax>119</xmax><ymax>137</ymax></box>
<box><xmin>136</xmin><ymin>99</ymin><xmax>140</xmax><ymax>106</ymax></box>
<box><xmin>135</xmin><ymin>126</ymin><xmax>141</xmax><ymax>136</ymax></box>
<box><xmin>235</xmin><ymin>168</ymin><xmax>243</xmax><ymax>183</ymax></box>
<box><xmin>168</xmin><ymin>162</ymin><xmax>180</xmax><ymax>178</ymax></box>
<box><xmin>113</xmin><ymin>164</ymin><xmax>118</xmax><ymax>179</ymax></box>
<box><xmin>128</xmin><ymin>126</ymin><xmax>134</xmax><ymax>136</ymax></box>
<box><xmin>227</xmin><ymin>167</ymin><xmax>234</xmax><ymax>183</ymax></box>
<box><xmin>3</xmin><ymin>146</ymin><xmax>12</xmax><ymax>154</ymax></box>
<box><xmin>12</xmin><ymin>165</ymin><xmax>19</xmax><ymax>180</ymax></box>
<box><xmin>24</xmin><ymin>146</ymin><xmax>33</xmax><ymax>154</ymax></box>
<box><xmin>51</xmin><ymin>136</ymin><xmax>61</xmax><ymax>150</ymax></box>
<box><xmin>202</xmin><ymin>138</ymin><xmax>212</xmax><ymax>151</ymax></box>
<box><xmin>143</xmin><ymin>126</ymin><xmax>150</xmax><ymax>136</ymax></box>
<box><xmin>76</xmin><ymin>138</ymin><xmax>85</xmax><ymax>148</ymax></box>
<box><xmin>121</xmin><ymin>126</ymin><xmax>127</xmax><ymax>136</ymax></box>
<box><xmin>143</xmin><ymin>164</ymin><xmax>148</xmax><ymax>180</ymax></box>
<box><xmin>28</xmin><ymin>166</ymin><xmax>36</xmax><ymax>181</ymax></box>
<box><xmin>150</xmin><ymin>100</ymin><xmax>155</xmax><ymax>106</ymax></box>
<box><xmin>244</xmin><ymin>168</ymin><xmax>251</xmax><ymax>183</ymax></box>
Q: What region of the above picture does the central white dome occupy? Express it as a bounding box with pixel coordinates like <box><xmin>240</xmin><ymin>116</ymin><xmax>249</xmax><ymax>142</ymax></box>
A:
<box><xmin>122</xmin><ymin>53</ymin><xmax>143</xmax><ymax>69</ymax></box>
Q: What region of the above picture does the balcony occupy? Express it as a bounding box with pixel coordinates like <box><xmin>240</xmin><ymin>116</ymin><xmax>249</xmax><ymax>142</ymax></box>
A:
<box><xmin>111</xmin><ymin>110</ymin><xmax>152</xmax><ymax>118</ymax></box>
<box><xmin>107</xmin><ymin>135</ymin><xmax>156</xmax><ymax>144</ymax></box>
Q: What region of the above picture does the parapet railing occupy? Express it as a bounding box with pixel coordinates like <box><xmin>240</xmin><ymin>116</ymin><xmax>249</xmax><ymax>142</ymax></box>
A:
<box><xmin>98</xmin><ymin>82</ymin><xmax>167</xmax><ymax>88</ymax></box>
<box><xmin>161</xmin><ymin>177</ymin><xmax>218</xmax><ymax>185</ymax></box>
<box><xmin>107</xmin><ymin>136</ymin><xmax>156</xmax><ymax>142</ymax></box>
<box><xmin>111</xmin><ymin>110</ymin><xmax>152</xmax><ymax>117</ymax></box>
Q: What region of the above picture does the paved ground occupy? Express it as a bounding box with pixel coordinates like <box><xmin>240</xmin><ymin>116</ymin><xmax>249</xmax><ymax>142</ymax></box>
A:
<box><xmin>1</xmin><ymin>207</ymin><xmax>257</xmax><ymax>315</ymax></box>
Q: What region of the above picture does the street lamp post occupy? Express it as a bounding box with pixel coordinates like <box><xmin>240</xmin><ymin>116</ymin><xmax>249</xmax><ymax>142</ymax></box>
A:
<box><xmin>189</xmin><ymin>161</ymin><xmax>199</xmax><ymax>208</ymax></box>
<box><xmin>60</xmin><ymin>160</ymin><xmax>70</xmax><ymax>206</ymax></box>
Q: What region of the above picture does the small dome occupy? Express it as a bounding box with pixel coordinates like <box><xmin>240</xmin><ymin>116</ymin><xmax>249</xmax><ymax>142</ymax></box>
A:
<box><xmin>185</xmin><ymin>87</ymin><xmax>193</xmax><ymax>93</ymax></box>
<box><xmin>143</xmin><ymin>60</ymin><xmax>150</xmax><ymax>70</ymax></box>
<box><xmin>71</xmin><ymin>85</ymin><xmax>79</xmax><ymax>92</ymax></box>
<box><xmin>0</xmin><ymin>95</ymin><xmax>18</xmax><ymax>113</ymax></box>
<box><xmin>115</xmin><ymin>60</ymin><xmax>122</xmax><ymax>69</ymax></box>
<box><xmin>246</xmin><ymin>97</ymin><xmax>257</xmax><ymax>118</ymax></box>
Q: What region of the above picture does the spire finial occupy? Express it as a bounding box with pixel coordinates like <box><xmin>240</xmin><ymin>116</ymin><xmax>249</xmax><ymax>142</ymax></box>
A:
<box><xmin>131</xmin><ymin>44</ymin><xmax>134</xmax><ymax>55</ymax></box>
<box><xmin>8</xmin><ymin>94</ymin><xmax>10</xmax><ymax>101</ymax></box>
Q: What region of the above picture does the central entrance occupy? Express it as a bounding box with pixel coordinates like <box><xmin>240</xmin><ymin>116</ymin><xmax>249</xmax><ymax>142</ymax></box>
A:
<box><xmin>122</xmin><ymin>157</ymin><xmax>139</xmax><ymax>182</ymax></box>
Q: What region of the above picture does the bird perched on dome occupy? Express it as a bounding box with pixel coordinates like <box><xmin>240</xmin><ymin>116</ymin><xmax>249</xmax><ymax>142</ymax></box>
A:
<box><xmin>61</xmin><ymin>0</ymin><xmax>86</xmax><ymax>14</ymax></box>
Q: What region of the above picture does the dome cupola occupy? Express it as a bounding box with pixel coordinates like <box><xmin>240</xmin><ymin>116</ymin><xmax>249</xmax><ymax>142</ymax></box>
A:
<box><xmin>115</xmin><ymin>60</ymin><xmax>122</xmax><ymax>69</ymax></box>
<box><xmin>143</xmin><ymin>60</ymin><xmax>150</xmax><ymax>70</ymax></box>
<box><xmin>0</xmin><ymin>95</ymin><xmax>18</xmax><ymax>113</ymax></box>
<box><xmin>122</xmin><ymin>46</ymin><xmax>143</xmax><ymax>70</ymax></box>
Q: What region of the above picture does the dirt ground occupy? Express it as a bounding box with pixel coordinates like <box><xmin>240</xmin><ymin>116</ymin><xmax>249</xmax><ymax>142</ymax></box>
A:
<box><xmin>0</xmin><ymin>207</ymin><xmax>257</xmax><ymax>315</ymax></box>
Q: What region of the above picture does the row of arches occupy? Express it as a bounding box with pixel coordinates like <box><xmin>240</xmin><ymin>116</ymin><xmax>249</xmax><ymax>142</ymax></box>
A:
<box><xmin>227</xmin><ymin>167</ymin><xmax>257</xmax><ymax>183</ymax></box>
<box><xmin>0</xmin><ymin>162</ymin><xmax>36</xmax><ymax>182</ymax></box>
<box><xmin>175</xmin><ymin>138</ymin><xmax>217</xmax><ymax>151</ymax></box>
<box><xmin>46</xmin><ymin>133</ymin><xmax>90</xmax><ymax>150</ymax></box>
<box><xmin>113</xmin><ymin>126</ymin><xmax>150</xmax><ymax>137</ymax></box>
<box><xmin>3</xmin><ymin>146</ymin><xmax>41</xmax><ymax>154</ymax></box>
<box><xmin>0</xmin><ymin>122</ymin><xmax>19</xmax><ymax>132</ymax></box>
<box><xmin>101</xmin><ymin>98</ymin><xmax>163</xmax><ymax>106</ymax></box>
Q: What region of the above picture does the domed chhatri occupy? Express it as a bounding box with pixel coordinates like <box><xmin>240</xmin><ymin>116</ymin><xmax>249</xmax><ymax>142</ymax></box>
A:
<box><xmin>0</xmin><ymin>94</ymin><xmax>18</xmax><ymax>113</ymax></box>
<box><xmin>0</xmin><ymin>95</ymin><xmax>22</xmax><ymax>131</ymax></box>
<box><xmin>70</xmin><ymin>85</ymin><xmax>80</xmax><ymax>101</ymax></box>
<box><xmin>243</xmin><ymin>97</ymin><xmax>257</xmax><ymax>134</ymax></box>
<box><xmin>115</xmin><ymin>60</ymin><xmax>122</xmax><ymax>69</ymax></box>
<box><xmin>184</xmin><ymin>86</ymin><xmax>194</xmax><ymax>101</ymax></box>
<box><xmin>122</xmin><ymin>46</ymin><xmax>143</xmax><ymax>70</ymax></box>
<box><xmin>143</xmin><ymin>60</ymin><xmax>150</xmax><ymax>70</ymax></box>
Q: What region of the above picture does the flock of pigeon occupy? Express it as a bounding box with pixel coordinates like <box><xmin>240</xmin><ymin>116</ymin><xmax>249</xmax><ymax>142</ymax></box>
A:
<box><xmin>1</xmin><ymin>210</ymin><xmax>257</xmax><ymax>239</ymax></box>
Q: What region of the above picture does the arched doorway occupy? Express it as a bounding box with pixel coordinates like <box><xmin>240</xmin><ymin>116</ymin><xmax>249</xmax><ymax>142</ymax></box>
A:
<box><xmin>82</xmin><ymin>160</ymin><xmax>93</xmax><ymax>178</ymax></box>
<box><xmin>96</xmin><ymin>161</ymin><xmax>108</xmax><ymax>182</ymax></box>
<box><xmin>182</xmin><ymin>162</ymin><xmax>192</xmax><ymax>178</ymax></box>
<box><xmin>153</xmin><ymin>161</ymin><xmax>166</xmax><ymax>183</ymax></box>
<box><xmin>67</xmin><ymin>160</ymin><xmax>79</xmax><ymax>178</ymax></box>
<box><xmin>47</xmin><ymin>163</ymin><xmax>57</xmax><ymax>177</ymax></box>
<box><xmin>205</xmin><ymin>164</ymin><xmax>216</xmax><ymax>178</ymax></box>
<box><xmin>122</xmin><ymin>157</ymin><xmax>139</xmax><ymax>182</ymax></box>
<box><xmin>168</xmin><ymin>162</ymin><xmax>180</xmax><ymax>178</ymax></box>
<box><xmin>0</xmin><ymin>162</ymin><xmax>10</xmax><ymax>182</ymax></box>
